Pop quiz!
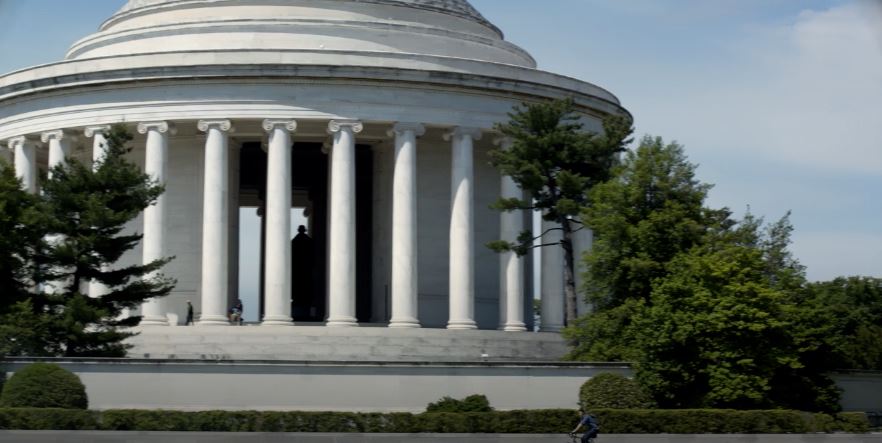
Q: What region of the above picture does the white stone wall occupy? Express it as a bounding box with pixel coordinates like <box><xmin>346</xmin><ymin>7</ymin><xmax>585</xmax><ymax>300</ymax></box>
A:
<box><xmin>3</xmin><ymin>359</ymin><xmax>629</xmax><ymax>412</ymax></box>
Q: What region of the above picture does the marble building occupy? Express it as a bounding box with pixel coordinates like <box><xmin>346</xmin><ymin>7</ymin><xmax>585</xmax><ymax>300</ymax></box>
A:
<box><xmin>0</xmin><ymin>0</ymin><xmax>627</xmax><ymax>344</ymax></box>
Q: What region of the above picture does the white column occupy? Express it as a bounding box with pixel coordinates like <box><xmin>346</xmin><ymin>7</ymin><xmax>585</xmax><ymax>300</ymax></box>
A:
<box><xmin>85</xmin><ymin>126</ymin><xmax>112</xmax><ymax>299</ymax></box>
<box><xmin>495</xmin><ymin>138</ymin><xmax>527</xmax><ymax>332</ymax></box>
<box><xmin>41</xmin><ymin>130</ymin><xmax>75</xmax><ymax>295</ymax></box>
<box><xmin>573</xmin><ymin>228</ymin><xmax>594</xmax><ymax>317</ymax></box>
<box><xmin>388</xmin><ymin>123</ymin><xmax>425</xmax><ymax>328</ymax></box>
<box><xmin>138</xmin><ymin>121</ymin><xmax>172</xmax><ymax>326</ymax></box>
<box><xmin>326</xmin><ymin>120</ymin><xmax>362</xmax><ymax>327</ymax></box>
<box><xmin>262</xmin><ymin>119</ymin><xmax>297</xmax><ymax>326</ymax></box>
<box><xmin>8</xmin><ymin>136</ymin><xmax>37</xmax><ymax>194</ymax></box>
<box><xmin>540</xmin><ymin>217</ymin><xmax>565</xmax><ymax>332</ymax></box>
<box><xmin>85</xmin><ymin>125</ymin><xmax>111</xmax><ymax>168</ymax></box>
<box><xmin>197</xmin><ymin>120</ymin><xmax>234</xmax><ymax>325</ymax></box>
<box><xmin>444</xmin><ymin>127</ymin><xmax>481</xmax><ymax>330</ymax></box>
<box><xmin>42</xmin><ymin>130</ymin><xmax>72</xmax><ymax>175</ymax></box>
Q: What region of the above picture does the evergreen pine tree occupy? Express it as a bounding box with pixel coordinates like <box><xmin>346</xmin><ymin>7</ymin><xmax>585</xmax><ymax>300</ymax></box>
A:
<box><xmin>0</xmin><ymin>162</ymin><xmax>44</xmax><ymax>313</ymax></box>
<box><xmin>488</xmin><ymin>98</ymin><xmax>632</xmax><ymax>326</ymax></box>
<box><xmin>35</xmin><ymin>124</ymin><xmax>175</xmax><ymax>357</ymax></box>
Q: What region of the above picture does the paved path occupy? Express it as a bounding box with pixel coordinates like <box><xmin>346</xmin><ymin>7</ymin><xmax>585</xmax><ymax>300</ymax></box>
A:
<box><xmin>1</xmin><ymin>432</ymin><xmax>881</xmax><ymax>443</ymax></box>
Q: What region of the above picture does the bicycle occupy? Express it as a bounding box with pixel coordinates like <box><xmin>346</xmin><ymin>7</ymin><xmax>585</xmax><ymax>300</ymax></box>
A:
<box><xmin>567</xmin><ymin>432</ymin><xmax>595</xmax><ymax>443</ymax></box>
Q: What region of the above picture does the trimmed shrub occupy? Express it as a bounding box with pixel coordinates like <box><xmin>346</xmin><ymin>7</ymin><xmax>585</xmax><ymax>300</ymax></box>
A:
<box><xmin>0</xmin><ymin>408</ymin><xmax>98</xmax><ymax>430</ymax></box>
<box><xmin>426</xmin><ymin>394</ymin><xmax>493</xmax><ymax>413</ymax></box>
<box><xmin>580</xmin><ymin>373</ymin><xmax>653</xmax><ymax>409</ymax></box>
<box><xmin>0</xmin><ymin>363</ymin><xmax>87</xmax><ymax>409</ymax></box>
<box><xmin>0</xmin><ymin>408</ymin><xmax>871</xmax><ymax>433</ymax></box>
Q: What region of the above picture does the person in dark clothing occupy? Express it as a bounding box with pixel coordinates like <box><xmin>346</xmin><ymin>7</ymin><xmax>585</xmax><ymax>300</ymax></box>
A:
<box><xmin>571</xmin><ymin>409</ymin><xmax>599</xmax><ymax>443</ymax></box>
<box><xmin>185</xmin><ymin>300</ymin><xmax>194</xmax><ymax>325</ymax></box>
<box><xmin>229</xmin><ymin>299</ymin><xmax>243</xmax><ymax>325</ymax></box>
<box><xmin>291</xmin><ymin>225</ymin><xmax>314</xmax><ymax>319</ymax></box>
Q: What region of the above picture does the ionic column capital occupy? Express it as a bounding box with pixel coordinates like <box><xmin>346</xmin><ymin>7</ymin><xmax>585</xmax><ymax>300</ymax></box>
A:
<box><xmin>327</xmin><ymin>119</ymin><xmax>363</xmax><ymax>135</ymax></box>
<box><xmin>6</xmin><ymin>136</ymin><xmax>37</xmax><ymax>149</ymax></box>
<box><xmin>137</xmin><ymin>121</ymin><xmax>175</xmax><ymax>135</ymax></box>
<box><xmin>443</xmin><ymin>127</ymin><xmax>483</xmax><ymax>142</ymax></box>
<box><xmin>388</xmin><ymin>122</ymin><xmax>426</xmax><ymax>138</ymax></box>
<box><xmin>197</xmin><ymin>119</ymin><xmax>234</xmax><ymax>133</ymax></box>
<box><xmin>84</xmin><ymin>125</ymin><xmax>112</xmax><ymax>138</ymax></box>
<box><xmin>262</xmin><ymin>119</ymin><xmax>297</xmax><ymax>133</ymax></box>
<box><xmin>41</xmin><ymin>129</ymin><xmax>75</xmax><ymax>144</ymax></box>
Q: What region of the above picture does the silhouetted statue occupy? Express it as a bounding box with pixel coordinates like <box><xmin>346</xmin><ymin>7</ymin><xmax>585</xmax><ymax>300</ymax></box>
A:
<box><xmin>291</xmin><ymin>225</ymin><xmax>314</xmax><ymax>319</ymax></box>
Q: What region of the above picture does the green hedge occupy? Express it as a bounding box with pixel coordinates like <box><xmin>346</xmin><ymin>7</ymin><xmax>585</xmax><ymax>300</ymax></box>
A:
<box><xmin>0</xmin><ymin>408</ymin><xmax>870</xmax><ymax>433</ymax></box>
<box><xmin>0</xmin><ymin>408</ymin><xmax>98</xmax><ymax>430</ymax></box>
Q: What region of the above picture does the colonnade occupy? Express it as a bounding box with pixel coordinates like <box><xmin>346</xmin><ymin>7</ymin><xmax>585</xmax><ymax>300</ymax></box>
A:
<box><xmin>1</xmin><ymin>118</ymin><xmax>574</xmax><ymax>332</ymax></box>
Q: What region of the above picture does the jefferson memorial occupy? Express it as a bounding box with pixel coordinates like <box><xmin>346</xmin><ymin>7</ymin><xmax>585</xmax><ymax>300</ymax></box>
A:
<box><xmin>0</xmin><ymin>0</ymin><xmax>634</xmax><ymax>410</ymax></box>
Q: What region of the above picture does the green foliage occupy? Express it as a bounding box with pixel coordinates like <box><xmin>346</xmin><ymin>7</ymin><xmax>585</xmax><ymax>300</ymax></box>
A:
<box><xmin>0</xmin><ymin>300</ymin><xmax>53</xmax><ymax>357</ymax></box>
<box><xmin>426</xmin><ymin>394</ymin><xmax>493</xmax><ymax>413</ymax></box>
<box><xmin>0</xmin><ymin>124</ymin><xmax>176</xmax><ymax>357</ymax></box>
<box><xmin>0</xmin><ymin>408</ymin><xmax>869</xmax><ymax>433</ymax></box>
<box><xmin>0</xmin><ymin>363</ymin><xmax>88</xmax><ymax>409</ymax></box>
<box><xmin>579</xmin><ymin>373</ymin><xmax>653</xmax><ymax>409</ymax></box>
<box><xmin>489</xmin><ymin>98</ymin><xmax>633</xmax><ymax>325</ymax></box>
<box><xmin>0</xmin><ymin>163</ymin><xmax>46</xmax><ymax>330</ymax></box>
<box><xmin>802</xmin><ymin>277</ymin><xmax>882</xmax><ymax>370</ymax></box>
<box><xmin>631</xmin><ymin>237</ymin><xmax>798</xmax><ymax>409</ymax></box>
<box><xmin>563</xmin><ymin>299</ymin><xmax>643</xmax><ymax>362</ymax></box>
<box><xmin>0</xmin><ymin>408</ymin><xmax>98</xmax><ymax>430</ymax></box>
<box><xmin>490</xmin><ymin>99</ymin><xmax>632</xmax><ymax>223</ymax></box>
<box><xmin>583</xmin><ymin>135</ymin><xmax>718</xmax><ymax>310</ymax></box>
<box><xmin>568</xmin><ymin>132</ymin><xmax>851</xmax><ymax>411</ymax></box>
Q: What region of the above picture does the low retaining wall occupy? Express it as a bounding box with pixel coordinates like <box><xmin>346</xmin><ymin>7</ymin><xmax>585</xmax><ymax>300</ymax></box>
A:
<box><xmin>3</xmin><ymin>359</ymin><xmax>879</xmax><ymax>412</ymax></box>
<box><xmin>1</xmin><ymin>432</ymin><xmax>880</xmax><ymax>443</ymax></box>
<box><xmin>2</xmin><ymin>358</ymin><xmax>629</xmax><ymax>412</ymax></box>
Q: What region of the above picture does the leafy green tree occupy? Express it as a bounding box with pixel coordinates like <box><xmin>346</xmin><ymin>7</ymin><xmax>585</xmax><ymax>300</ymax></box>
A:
<box><xmin>583</xmin><ymin>136</ymin><xmax>723</xmax><ymax>310</ymax></box>
<box><xmin>488</xmin><ymin>98</ymin><xmax>632</xmax><ymax>325</ymax></box>
<box><xmin>631</xmin><ymin>217</ymin><xmax>840</xmax><ymax>412</ymax></box>
<box><xmin>23</xmin><ymin>124</ymin><xmax>175</xmax><ymax>357</ymax></box>
<box><xmin>803</xmin><ymin>276</ymin><xmax>882</xmax><ymax>370</ymax></box>
<box><xmin>565</xmin><ymin>136</ymin><xmax>725</xmax><ymax>360</ymax></box>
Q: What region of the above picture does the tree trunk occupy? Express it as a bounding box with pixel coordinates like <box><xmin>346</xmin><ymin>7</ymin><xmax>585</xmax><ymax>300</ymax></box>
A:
<box><xmin>560</xmin><ymin>218</ymin><xmax>578</xmax><ymax>326</ymax></box>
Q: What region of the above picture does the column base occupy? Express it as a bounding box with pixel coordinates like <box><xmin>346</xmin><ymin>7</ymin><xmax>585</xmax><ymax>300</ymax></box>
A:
<box><xmin>326</xmin><ymin>317</ymin><xmax>359</xmax><ymax>327</ymax></box>
<box><xmin>140</xmin><ymin>316</ymin><xmax>169</xmax><ymax>326</ymax></box>
<box><xmin>197</xmin><ymin>315</ymin><xmax>230</xmax><ymax>326</ymax></box>
<box><xmin>540</xmin><ymin>324</ymin><xmax>564</xmax><ymax>333</ymax></box>
<box><xmin>262</xmin><ymin>316</ymin><xmax>293</xmax><ymax>326</ymax></box>
<box><xmin>500</xmin><ymin>322</ymin><xmax>528</xmax><ymax>332</ymax></box>
<box><xmin>388</xmin><ymin>319</ymin><xmax>421</xmax><ymax>329</ymax></box>
<box><xmin>447</xmin><ymin>320</ymin><xmax>477</xmax><ymax>330</ymax></box>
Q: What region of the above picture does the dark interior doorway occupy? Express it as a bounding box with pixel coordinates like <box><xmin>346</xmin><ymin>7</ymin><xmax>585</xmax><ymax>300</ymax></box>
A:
<box><xmin>238</xmin><ymin>141</ymin><xmax>373</xmax><ymax>323</ymax></box>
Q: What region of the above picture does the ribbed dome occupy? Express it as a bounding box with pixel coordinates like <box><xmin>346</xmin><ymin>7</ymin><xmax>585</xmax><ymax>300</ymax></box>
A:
<box><xmin>116</xmin><ymin>0</ymin><xmax>495</xmax><ymax>30</ymax></box>
<box><xmin>66</xmin><ymin>0</ymin><xmax>534</xmax><ymax>68</ymax></box>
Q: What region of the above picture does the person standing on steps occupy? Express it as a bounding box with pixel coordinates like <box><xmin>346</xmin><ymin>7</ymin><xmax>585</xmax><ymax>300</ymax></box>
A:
<box><xmin>185</xmin><ymin>300</ymin><xmax>194</xmax><ymax>325</ymax></box>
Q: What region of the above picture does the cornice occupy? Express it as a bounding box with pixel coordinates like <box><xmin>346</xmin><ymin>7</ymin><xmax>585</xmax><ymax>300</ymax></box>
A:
<box><xmin>0</xmin><ymin>53</ymin><xmax>626</xmax><ymax>118</ymax></box>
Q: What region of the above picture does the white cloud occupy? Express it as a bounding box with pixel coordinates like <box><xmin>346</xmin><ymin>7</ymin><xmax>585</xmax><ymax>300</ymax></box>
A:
<box><xmin>697</xmin><ymin>2</ymin><xmax>882</xmax><ymax>174</ymax></box>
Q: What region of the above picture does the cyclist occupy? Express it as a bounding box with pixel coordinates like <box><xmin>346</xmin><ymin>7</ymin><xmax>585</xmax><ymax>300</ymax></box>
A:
<box><xmin>570</xmin><ymin>409</ymin><xmax>599</xmax><ymax>443</ymax></box>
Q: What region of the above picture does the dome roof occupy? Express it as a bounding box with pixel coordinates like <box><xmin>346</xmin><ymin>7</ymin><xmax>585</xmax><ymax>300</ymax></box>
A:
<box><xmin>117</xmin><ymin>0</ymin><xmax>495</xmax><ymax>30</ymax></box>
<box><xmin>66</xmin><ymin>0</ymin><xmax>534</xmax><ymax>67</ymax></box>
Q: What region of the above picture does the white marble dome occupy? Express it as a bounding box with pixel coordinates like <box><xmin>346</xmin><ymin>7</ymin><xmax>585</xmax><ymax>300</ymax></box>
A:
<box><xmin>67</xmin><ymin>0</ymin><xmax>535</xmax><ymax>68</ymax></box>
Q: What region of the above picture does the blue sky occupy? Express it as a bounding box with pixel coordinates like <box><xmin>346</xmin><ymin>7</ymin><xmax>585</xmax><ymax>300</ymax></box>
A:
<box><xmin>1</xmin><ymin>0</ymin><xmax>881</xmax><ymax>284</ymax></box>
